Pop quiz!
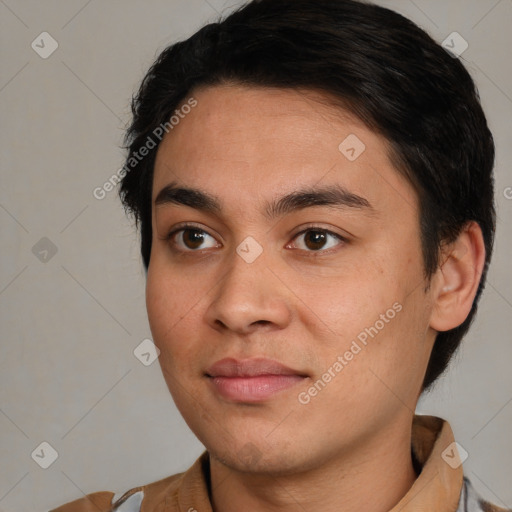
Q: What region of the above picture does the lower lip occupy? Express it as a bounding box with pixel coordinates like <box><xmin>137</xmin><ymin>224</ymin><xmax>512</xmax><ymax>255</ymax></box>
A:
<box><xmin>209</xmin><ymin>375</ymin><xmax>305</xmax><ymax>402</ymax></box>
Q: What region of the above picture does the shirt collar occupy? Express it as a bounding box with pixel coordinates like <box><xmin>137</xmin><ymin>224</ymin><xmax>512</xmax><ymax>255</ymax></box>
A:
<box><xmin>389</xmin><ymin>415</ymin><xmax>463</xmax><ymax>511</ymax></box>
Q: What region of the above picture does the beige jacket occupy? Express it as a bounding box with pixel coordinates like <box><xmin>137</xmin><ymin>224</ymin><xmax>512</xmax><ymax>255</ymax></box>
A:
<box><xmin>50</xmin><ymin>415</ymin><xmax>510</xmax><ymax>512</ymax></box>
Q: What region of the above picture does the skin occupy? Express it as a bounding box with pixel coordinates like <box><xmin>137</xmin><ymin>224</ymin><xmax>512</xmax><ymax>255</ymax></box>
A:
<box><xmin>146</xmin><ymin>84</ymin><xmax>485</xmax><ymax>512</ymax></box>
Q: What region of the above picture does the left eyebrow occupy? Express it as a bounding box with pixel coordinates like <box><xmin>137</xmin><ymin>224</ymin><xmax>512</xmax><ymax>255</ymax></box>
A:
<box><xmin>154</xmin><ymin>181</ymin><xmax>375</xmax><ymax>220</ymax></box>
<box><xmin>265</xmin><ymin>183</ymin><xmax>374</xmax><ymax>220</ymax></box>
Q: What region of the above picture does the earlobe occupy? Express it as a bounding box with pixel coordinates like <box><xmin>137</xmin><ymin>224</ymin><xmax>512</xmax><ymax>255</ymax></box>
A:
<box><xmin>429</xmin><ymin>221</ymin><xmax>486</xmax><ymax>332</ymax></box>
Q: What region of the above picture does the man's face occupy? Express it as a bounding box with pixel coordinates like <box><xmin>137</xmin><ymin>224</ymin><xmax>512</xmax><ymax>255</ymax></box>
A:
<box><xmin>146</xmin><ymin>85</ymin><xmax>438</xmax><ymax>473</ymax></box>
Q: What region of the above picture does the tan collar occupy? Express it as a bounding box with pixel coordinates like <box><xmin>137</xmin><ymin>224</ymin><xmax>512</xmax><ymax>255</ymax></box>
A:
<box><xmin>389</xmin><ymin>415</ymin><xmax>463</xmax><ymax>511</ymax></box>
<box><xmin>172</xmin><ymin>415</ymin><xmax>463</xmax><ymax>512</ymax></box>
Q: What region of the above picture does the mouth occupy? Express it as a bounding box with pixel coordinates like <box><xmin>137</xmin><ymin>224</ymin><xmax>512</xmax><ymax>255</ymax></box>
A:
<box><xmin>205</xmin><ymin>357</ymin><xmax>308</xmax><ymax>403</ymax></box>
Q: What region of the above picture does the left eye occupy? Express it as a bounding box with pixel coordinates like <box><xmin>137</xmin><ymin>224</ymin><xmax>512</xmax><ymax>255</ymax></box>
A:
<box><xmin>289</xmin><ymin>229</ymin><xmax>344</xmax><ymax>252</ymax></box>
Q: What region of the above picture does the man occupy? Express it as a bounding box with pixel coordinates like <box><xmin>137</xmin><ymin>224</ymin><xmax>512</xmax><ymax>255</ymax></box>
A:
<box><xmin>52</xmin><ymin>0</ymin><xmax>508</xmax><ymax>510</ymax></box>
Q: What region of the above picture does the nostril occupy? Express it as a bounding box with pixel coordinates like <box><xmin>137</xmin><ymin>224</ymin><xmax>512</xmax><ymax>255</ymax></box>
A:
<box><xmin>215</xmin><ymin>319</ymin><xmax>228</xmax><ymax>329</ymax></box>
<box><xmin>255</xmin><ymin>320</ymin><xmax>271</xmax><ymax>326</ymax></box>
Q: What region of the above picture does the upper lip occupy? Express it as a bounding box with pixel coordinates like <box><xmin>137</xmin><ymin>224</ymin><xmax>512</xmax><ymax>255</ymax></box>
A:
<box><xmin>206</xmin><ymin>358</ymin><xmax>306</xmax><ymax>378</ymax></box>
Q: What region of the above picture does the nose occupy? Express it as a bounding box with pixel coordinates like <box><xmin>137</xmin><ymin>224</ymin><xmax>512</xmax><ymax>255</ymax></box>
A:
<box><xmin>204</xmin><ymin>246</ymin><xmax>292</xmax><ymax>335</ymax></box>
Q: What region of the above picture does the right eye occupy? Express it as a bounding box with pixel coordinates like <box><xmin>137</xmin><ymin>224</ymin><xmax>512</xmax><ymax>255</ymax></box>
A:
<box><xmin>166</xmin><ymin>226</ymin><xmax>220</xmax><ymax>252</ymax></box>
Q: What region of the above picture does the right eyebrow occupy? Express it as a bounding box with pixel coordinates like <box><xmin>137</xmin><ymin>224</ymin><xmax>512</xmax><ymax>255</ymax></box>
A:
<box><xmin>155</xmin><ymin>181</ymin><xmax>221</xmax><ymax>214</ymax></box>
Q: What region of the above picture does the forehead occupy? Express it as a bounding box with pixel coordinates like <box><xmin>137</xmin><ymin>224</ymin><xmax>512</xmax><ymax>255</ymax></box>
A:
<box><xmin>152</xmin><ymin>85</ymin><xmax>418</xmax><ymax>218</ymax></box>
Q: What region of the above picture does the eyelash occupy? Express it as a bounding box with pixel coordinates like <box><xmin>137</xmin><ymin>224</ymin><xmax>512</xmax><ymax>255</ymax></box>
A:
<box><xmin>163</xmin><ymin>223</ymin><xmax>347</xmax><ymax>256</ymax></box>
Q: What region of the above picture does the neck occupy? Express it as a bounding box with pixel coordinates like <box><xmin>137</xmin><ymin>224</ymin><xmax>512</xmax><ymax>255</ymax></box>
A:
<box><xmin>209</xmin><ymin>416</ymin><xmax>417</xmax><ymax>512</ymax></box>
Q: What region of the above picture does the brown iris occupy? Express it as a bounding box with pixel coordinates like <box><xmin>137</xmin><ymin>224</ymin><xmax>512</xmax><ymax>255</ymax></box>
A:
<box><xmin>182</xmin><ymin>229</ymin><xmax>205</xmax><ymax>249</ymax></box>
<box><xmin>303</xmin><ymin>230</ymin><xmax>328</xmax><ymax>251</ymax></box>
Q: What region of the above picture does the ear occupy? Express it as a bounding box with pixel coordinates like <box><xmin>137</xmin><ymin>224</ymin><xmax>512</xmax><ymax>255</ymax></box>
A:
<box><xmin>429</xmin><ymin>221</ymin><xmax>486</xmax><ymax>332</ymax></box>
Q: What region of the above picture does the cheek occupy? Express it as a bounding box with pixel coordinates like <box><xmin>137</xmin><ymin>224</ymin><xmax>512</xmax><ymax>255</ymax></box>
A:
<box><xmin>146</xmin><ymin>270</ymin><xmax>172</xmax><ymax>339</ymax></box>
<box><xmin>288</xmin><ymin>264</ymin><xmax>402</xmax><ymax>342</ymax></box>
<box><xmin>145</xmin><ymin>263</ymin><xmax>213</xmax><ymax>371</ymax></box>
<box><xmin>146</xmin><ymin>267</ymin><xmax>188</xmax><ymax>367</ymax></box>
<box><xmin>146</xmin><ymin>259</ymin><xmax>206</xmax><ymax>334</ymax></box>
<box><xmin>291</xmin><ymin>256</ymin><xmax>428</xmax><ymax>384</ymax></box>
<box><xmin>348</xmin><ymin>290</ymin><xmax>433</xmax><ymax>402</ymax></box>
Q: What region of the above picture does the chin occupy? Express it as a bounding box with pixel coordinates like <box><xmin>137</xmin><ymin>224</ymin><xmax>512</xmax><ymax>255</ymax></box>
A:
<box><xmin>205</xmin><ymin>434</ymin><xmax>322</xmax><ymax>476</ymax></box>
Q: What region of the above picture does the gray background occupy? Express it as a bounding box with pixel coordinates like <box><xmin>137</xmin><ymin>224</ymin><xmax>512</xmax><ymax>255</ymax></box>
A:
<box><xmin>0</xmin><ymin>1</ymin><xmax>510</xmax><ymax>511</ymax></box>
